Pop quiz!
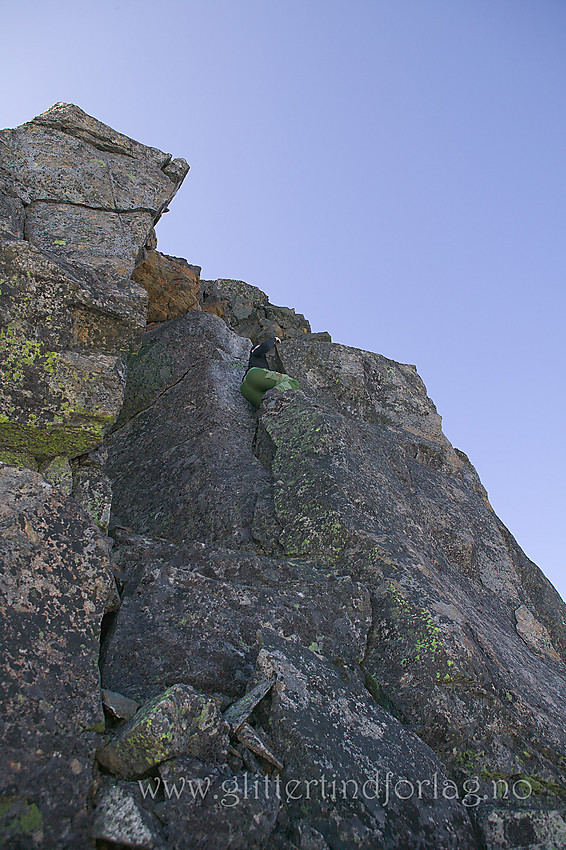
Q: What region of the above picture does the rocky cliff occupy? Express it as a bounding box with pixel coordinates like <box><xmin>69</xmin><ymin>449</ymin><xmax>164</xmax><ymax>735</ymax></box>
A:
<box><xmin>1</xmin><ymin>107</ymin><xmax>565</xmax><ymax>850</ymax></box>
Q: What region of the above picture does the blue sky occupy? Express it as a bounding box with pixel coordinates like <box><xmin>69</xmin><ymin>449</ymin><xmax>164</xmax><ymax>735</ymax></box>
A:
<box><xmin>2</xmin><ymin>0</ymin><xmax>564</xmax><ymax>600</ymax></box>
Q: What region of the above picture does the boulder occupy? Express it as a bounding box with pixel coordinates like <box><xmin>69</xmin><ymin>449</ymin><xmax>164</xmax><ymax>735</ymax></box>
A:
<box><xmin>39</xmin><ymin>455</ymin><xmax>73</xmax><ymax>494</ymax></box>
<box><xmin>96</xmin><ymin>684</ymin><xmax>229</xmax><ymax>779</ymax></box>
<box><xmin>200</xmin><ymin>278</ymin><xmax>313</xmax><ymax>343</ymax></box>
<box><xmin>92</xmin><ymin>781</ymin><xmax>166</xmax><ymax>849</ymax></box>
<box><xmin>0</xmin><ymin>463</ymin><xmax>114</xmax><ymax>849</ymax></box>
<box><xmin>101</xmin><ymin>689</ymin><xmax>140</xmax><ymax>725</ymax></box>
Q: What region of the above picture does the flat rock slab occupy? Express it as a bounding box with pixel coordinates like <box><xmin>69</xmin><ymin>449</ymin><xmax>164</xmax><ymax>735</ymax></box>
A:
<box><xmin>253</xmin><ymin>630</ymin><xmax>477</xmax><ymax>850</ymax></box>
<box><xmin>101</xmin><ymin>538</ymin><xmax>370</xmax><ymax>703</ymax></box>
<box><xmin>0</xmin><ymin>463</ymin><xmax>114</xmax><ymax>848</ymax></box>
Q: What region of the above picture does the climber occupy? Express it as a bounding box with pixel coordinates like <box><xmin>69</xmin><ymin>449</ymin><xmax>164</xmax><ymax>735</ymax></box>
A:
<box><xmin>240</xmin><ymin>336</ymin><xmax>300</xmax><ymax>409</ymax></box>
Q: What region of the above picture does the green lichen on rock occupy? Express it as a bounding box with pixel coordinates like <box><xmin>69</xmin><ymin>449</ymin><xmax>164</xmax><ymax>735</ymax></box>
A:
<box><xmin>71</xmin><ymin>467</ymin><xmax>112</xmax><ymax>531</ymax></box>
<box><xmin>0</xmin><ymin>449</ymin><xmax>38</xmax><ymax>470</ymax></box>
<box><xmin>95</xmin><ymin>683</ymin><xmax>228</xmax><ymax>779</ymax></box>
<box><xmin>0</xmin><ymin>797</ymin><xmax>43</xmax><ymax>844</ymax></box>
<box><xmin>40</xmin><ymin>456</ymin><xmax>73</xmax><ymax>494</ymax></box>
<box><xmin>386</xmin><ymin>584</ymin><xmax>447</xmax><ymax>666</ymax></box>
<box><xmin>0</xmin><ymin>420</ymin><xmax>109</xmax><ymax>461</ymax></box>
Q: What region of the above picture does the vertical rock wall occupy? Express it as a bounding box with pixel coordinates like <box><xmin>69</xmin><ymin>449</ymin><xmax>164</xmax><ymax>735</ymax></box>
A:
<box><xmin>0</xmin><ymin>106</ymin><xmax>188</xmax><ymax>849</ymax></box>
<box><xmin>2</xmin><ymin>104</ymin><xmax>566</xmax><ymax>850</ymax></box>
<box><xmin>0</xmin><ymin>102</ymin><xmax>188</xmax><ymax>464</ymax></box>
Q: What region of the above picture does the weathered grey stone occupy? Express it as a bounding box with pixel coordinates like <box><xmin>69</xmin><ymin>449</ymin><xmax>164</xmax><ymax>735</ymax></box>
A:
<box><xmin>24</xmin><ymin>202</ymin><xmax>155</xmax><ymax>281</ymax></box>
<box><xmin>132</xmin><ymin>249</ymin><xmax>201</xmax><ymax>322</ymax></box>
<box><xmin>235</xmin><ymin>721</ymin><xmax>284</xmax><ymax>770</ymax></box>
<box><xmin>40</xmin><ymin>455</ymin><xmax>73</xmax><ymax>493</ymax></box>
<box><xmin>1</xmin><ymin>102</ymin><xmax>188</xmax><ymax>214</ymax></box>
<box><xmin>0</xmin><ymin>104</ymin><xmax>188</xmax><ymax>463</ymax></box>
<box><xmin>200</xmin><ymin>278</ymin><xmax>313</xmax><ymax>343</ymax></box>
<box><xmin>479</xmin><ymin>808</ymin><xmax>566</xmax><ymax>850</ymax></box>
<box><xmin>0</xmin><ymin>192</ymin><xmax>24</xmax><ymax>240</ymax></box>
<box><xmin>102</xmin><ymin>689</ymin><xmax>140</xmax><ymax>724</ymax></box>
<box><xmin>106</xmin><ymin>311</ymin><xmax>271</xmax><ymax>546</ymax></box>
<box><xmin>100</xmin><ymin>538</ymin><xmax>370</xmax><ymax>703</ymax></box>
<box><xmin>514</xmin><ymin>604</ymin><xmax>560</xmax><ymax>661</ymax></box>
<box><xmin>96</xmin><ymin>684</ymin><xmax>229</xmax><ymax>779</ymax></box>
<box><xmin>0</xmin><ymin>463</ymin><xmax>114</xmax><ymax>849</ymax></box>
<box><xmin>0</xmin><ymin>240</ymin><xmax>129</xmax><ymax>459</ymax></box>
<box><xmin>71</xmin><ymin>465</ymin><xmax>113</xmax><ymax>532</ymax></box>
<box><xmin>157</xmin><ymin>758</ymin><xmax>280</xmax><ymax>850</ymax></box>
<box><xmin>223</xmin><ymin>678</ymin><xmax>276</xmax><ymax>731</ymax></box>
<box><xmin>292</xmin><ymin>820</ymin><xmax>331</xmax><ymax>849</ymax></box>
<box><xmin>92</xmin><ymin>782</ymin><xmax>165</xmax><ymax>849</ymax></box>
<box><xmin>253</xmin><ymin>369</ymin><xmax>566</xmax><ymax>790</ymax></box>
<box><xmin>252</xmin><ymin>630</ymin><xmax>477</xmax><ymax>850</ymax></box>
<box><xmin>275</xmin><ymin>337</ymin><xmax>452</xmax><ymax>445</ymax></box>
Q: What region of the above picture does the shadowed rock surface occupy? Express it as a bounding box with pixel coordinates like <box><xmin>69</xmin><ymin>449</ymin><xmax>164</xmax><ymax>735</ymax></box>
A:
<box><xmin>106</xmin><ymin>310</ymin><xmax>270</xmax><ymax>546</ymax></box>
<box><xmin>2</xmin><ymin>105</ymin><xmax>566</xmax><ymax>849</ymax></box>
<box><xmin>0</xmin><ymin>463</ymin><xmax>114</xmax><ymax>849</ymax></box>
<box><xmin>103</xmin><ymin>312</ymin><xmax>566</xmax><ymax>848</ymax></box>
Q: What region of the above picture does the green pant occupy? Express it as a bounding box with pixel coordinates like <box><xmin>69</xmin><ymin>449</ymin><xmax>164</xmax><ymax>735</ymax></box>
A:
<box><xmin>240</xmin><ymin>368</ymin><xmax>299</xmax><ymax>409</ymax></box>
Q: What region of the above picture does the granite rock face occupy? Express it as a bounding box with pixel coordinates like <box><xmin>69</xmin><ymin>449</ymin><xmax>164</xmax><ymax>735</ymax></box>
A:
<box><xmin>0</xmin><ymin>103</ymin><xmax>188</xmax><ymax>462</ymax></box>
<box><xmin>132</xmin><ymin>249</ymin><xmax>201</xmax><ymax>322</ymax></box>
<box><xmin>200</xmin><ymin>277</ymin><xmax>318</xmax><ymax>343</ymax></box>
<box><xmin>252</xmin><ymin>631</ymin><xmax>477</xmax><ymax>850</ymax></box>
<box><xmin>106</xmin><ymin>310</ymin><xmax>270</xmax><ymax>546</ymax></box>
<box><xmin>102</xmin><ymin>314</ymin><xmax>566</xmax><ymax>848</ymax></box>
<box><xmin>0</xmin><ymin>463</ymin><xmax>114</xmax><ymax>849</ymax></box>
<box><xmin>3</xmin><ymin>104</ymin><xmax>566</xmax><ymax>849</ymax></box>
<box><xmin>101</xmin><ymin>534</ymin><xmax>371</xmax><ymax>703</ymax></box>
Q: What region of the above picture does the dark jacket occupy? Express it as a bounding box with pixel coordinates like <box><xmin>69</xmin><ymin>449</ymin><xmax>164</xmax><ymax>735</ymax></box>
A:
<box><xmin>247</xmin><ymin>337</ymin><xmax>277</xmax><ymax>371</ymax></box>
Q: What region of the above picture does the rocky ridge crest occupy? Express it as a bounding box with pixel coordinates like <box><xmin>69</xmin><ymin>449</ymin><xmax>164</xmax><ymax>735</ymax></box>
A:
<box><xmin>1</xmin><ymin>106</ymin><xmax>565</xmax><ymax>850</ymax></box>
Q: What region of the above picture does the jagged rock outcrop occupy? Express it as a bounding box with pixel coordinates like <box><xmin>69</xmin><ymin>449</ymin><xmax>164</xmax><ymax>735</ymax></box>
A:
<box><xmin>200</xmin><ymin>277</ymin><xmax>320</xmax><ymax>343</ymax></box>
<box><xmin>103</xmin><ymin>311</ymin><xmax>566</xmax><ymax>848</ymax></box>
<box><xmin>0</xmin><ymin>103</ymin><xmax>188</xmax><ymax>464</ymax></box>
<box><xmin>3</xmin><ymin>106</ymin><xmax>566</xmax><ymax>849</ymax></box>
<box><xmin>0</xmin><ymin>106</ymin><xmax>188</xmax><ymax>849</ymax></box>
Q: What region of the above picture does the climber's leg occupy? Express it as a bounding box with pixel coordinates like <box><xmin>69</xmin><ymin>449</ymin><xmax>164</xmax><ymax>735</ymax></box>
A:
<box><xmin>240</xmin><ymin>368</ymin><xmax>279</xmax><ymax>409</ymax></box>
<box><xmin>240</xmin><ymin>368</ymin><xmax>299</xmax><ymax>409</ymax></box>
